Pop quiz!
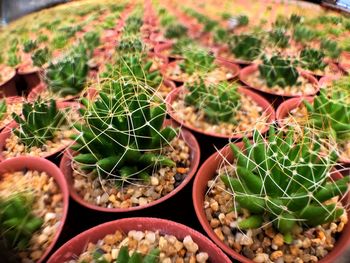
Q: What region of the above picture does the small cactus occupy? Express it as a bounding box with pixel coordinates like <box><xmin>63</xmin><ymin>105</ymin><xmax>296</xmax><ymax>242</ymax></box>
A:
<box><xmin>229</xmin><ymin>34</ymin><xmax>262</xmax><ymax>61</ymax></box>
<box><xmin>164</xmin><ymin>24</ymin><xmax>188</xmax><ymax>39</ymax></box>
<box><xmin>0</xmin><ymin>100</ymin><xmax>7</xmax><ymax>121</ymax></box>
<box><xmin>221</xmin><ymin>127</ymin><xmax>349</xmax><ymax>242</ymax></box>
<box><xmin>268</xmin><ymin>28</ymin><xmax>290</xmax><ymax>49</ymax></box>
<box><xmin>12</xmin><ymin>99</ymin><xmax>66</xmax><ymax>148</ymax></box>
<box><xmin>32</xmin><ymin>47</ymin><xmax>51</xmax><ymax>67</ymax></box>
<box><xmin>23</xmin><ymin>39</ymin><xmax>37</xmax><ymax>53</ymax></box>
<box><xmin>293</xmin><ymin>25</ymin><xmax>316</xmax><ymax>44</ymax></box>
<box><xmin>116</xmin><ymin>38</ymin><xmax>145</xmax><ymax>54</ymax></box>
<box><xmin>258</xmin><ymin>55</ymin><xmax>300</xmax><ymax>88</ymax></box>
<box><xmin>71</xmin><ymin>82</ymin><xmax>177</xmax><ymax>186</ymax></box>
<box><xmin>320</xmin><ymin>39</ymin><xmax>342</xmax><ymax>59</ymax></box>
<box><xmin>184</xmin><ymin>79</ymin><xmax>241</xmax><ymax>124</ymax></box>
<box><xmin>179</xmin><ymin>50</ymin><xmax>215</xmax><ymax>75</ymax></box>
<box><xmin>299</xmin><ymin>48</ymin><xmax>327</xmax><ymax>72</ymax></box>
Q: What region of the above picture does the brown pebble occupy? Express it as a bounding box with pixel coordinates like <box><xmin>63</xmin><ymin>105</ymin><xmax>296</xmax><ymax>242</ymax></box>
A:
<box><xmin>214</xmin><ymin>228</ymin><xmax>225</xmax><ymax>241</ymax></box>
<box><xmin>272</xmin><ymin>233</ymin><xmax>284</xmax><ymax>247</ymax></box>
<box><xmin>270</xmin><ymin>250</ymin><xmax>283</xmax><ymax>261</ymax></box>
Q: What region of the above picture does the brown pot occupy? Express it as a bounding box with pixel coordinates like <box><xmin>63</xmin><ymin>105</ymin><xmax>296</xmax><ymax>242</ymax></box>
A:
<box><xmin>0</xmin><ymin>66</ymin><xmax>18</xmax><ymax>98</ymax></box>
<box><xmin>0</xmin><ymin>101</ymin><xmax>81</xmax><ymax>161</ymax></box>
<box><xmin>0</xmin><ymin>156</ymin><xmax>69</xmax><ymax>263</ymax></box>
<box><xmin>192</xmin><ymin>144</ymin><xmax>350</xmax><ymax>262</ymax></box>
<box><xmin>59</xmin><ymin>120</ymin><xmax>201</xmax><ymax>212</ymax></box>
<box><xmin>161</xmin><ymin>59</ymin><xmax>240</xmax><ymax>84</ymax></box>
<box><xmin>166</xmin><ymin>86</ymin><xmax>275</xmax><ymax>139</ymax></box>
<box><xmin>239</xmin><ymin>64</ymin><xmax>319</xmax><ymax>98</ymax></box>
<box><xmin>47</xmin><ymin>217</ymin><xmax>231</xmax><ymax>263</ymax></box>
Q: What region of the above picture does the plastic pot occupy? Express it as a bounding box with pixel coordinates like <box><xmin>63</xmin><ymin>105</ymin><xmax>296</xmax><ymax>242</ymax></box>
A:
<box><xmin>239</xmin><ymin>64</ymin><xmax>319</xmax><ymax>98</ymax></box>
<box><xmin>59</xmin><ymin>120</ymin><xmax>201</xmax><ymax>212</ymax></box>
<box><xmin>192</xmin><ymin>144</ymin><xmax>350</xmax><ymax>262</ymax></box>
<box><xmin>48</xmin><ymin>217</ymin><xmax>231</xmax><ymax>263</ymax></box>
<box><xmin>166</xmin><ymin>86</ymin><xmax>275</xmax><ymax>139</ymax></box>
<box><xmin>0</xmin><ymin>156</ymin><xmax>69</xmax><ymax>263</ymax></box>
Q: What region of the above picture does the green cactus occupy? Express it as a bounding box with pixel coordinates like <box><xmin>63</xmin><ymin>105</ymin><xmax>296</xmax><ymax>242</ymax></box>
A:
<box><xmin>116</xmin><ymin>38</ymin><xmax>145</xmax><ymax>54</ymax></box>
<box><xmin>83</xmin><ymin>31</ymin><xmax>100</xmax><ymax>57</ymax></box>
<box><xmin>320</xmin><ymin>39</ymin><xmax>342</xmax><ymax>59</ymax></box>
<box><xmin>184</xmin><ymin>79</ymin><xmax>241</xmax><ymax>124</ymax></box>
<box><xmin>92</xmin><ymin>246</ymin><xmax>160</xmax><ymax>263</ymax></box>
<box><xmin>290</xmin><ymin>14</ymin><xmax>303</xmax><ymax>25</ymax></box>
<box><xmin>71</xmin><ymin>83</ymin><xmax>177</xmax><ymax>186</ymax></box>
<box><xmin>7</xmin><ymin>40</ymin><xmax>20</xmax><ymax>67</ymax></box>
<box><xmin>164</xmin><ymin>24</ymin><xmax>188</xmax><ymax>39</ymax></box>
<box><xmin>268</xmin><ymin>28</ymin><xmax>290</xmax><ymax>48</ymax></box>
<box><xmin>12</xmin><ymin>99</ymin><xmax>66</xmax><ymax>148</ymax></box>
<box><xmin>304</xmin><ymin>89</ymin><xmax>350</xmax><ymax>141</ymax></box>
<box><xmin>236</xmin><ymin>15</ymin><xmax>249</xmax><ymax>26</ymax></box>
<box><xmin>124</xmin><ymin>16</ymin><xmax>143</xmax><ymax>35</ymax></box>
<box><xmin>0</xmin><ymin>100</ymin><xmax>7</xmax><ymax>121</ymax></box>
<box><xmin>180</xmin><ymin>50</ymin><xmax>215</xmax><ymax>75</ymax></box>
<box><xmin>171</xmin><ymin>38</ymin><xmax>194</xmax><ymax>55</ymax></box>
<box><xmin>258</xmin><ymin>55</ymin><xmax>300</xmax><ymax>88</ymax></box>
<box><xmin>23</xmin><ymin>39</ymin><xmax>37</xmax><ymax>53</ymax></box>
<box><xmin>221</xmin><ymin>127</ymin><xmax>349</xmax><ymax>242</ymax></box>
<box><xmin>0</xmin><ymin>194</ymin><xmax>43</xmax><ymax>250</ymax></box>
<box><xmin>299</xmin><ymin>48</ymin><xmax>327</xmax><ymax>72</ymax></box>
<box><xmin>213</xmin><ymin>28</ymin><xmax>228</xmax><ymax>43</ymax></box>
<box><xmin>45</xmin><ymin>45</ymin><xmax>88</xmax><ymax>97</ymax></box>
<box><xmin>32</xmin><ymin>47</ymin><xmax>51</xmax><ymax>67</ymax></box>
<box><xmin>293</xmin><ymin>25</ymin><xmax>316</xmax><ymax>44</ymax></box>
<box><xmin>229</xmin><ymin>34</ymin><xmax>262</xmax><ymax>61</ymax></box>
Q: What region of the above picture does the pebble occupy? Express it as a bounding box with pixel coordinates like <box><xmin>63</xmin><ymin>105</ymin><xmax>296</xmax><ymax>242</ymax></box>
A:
<box><xmin>270</xmin><ymin>250</ymin><xmax>283</xmax><ymax>261</ymax></box>
<box><xmin>183</xmin><ymin>236</ymin><xmax>199</xmax><ymax>253</ymax></box>
<box><xmin>253</xmin><ymin>253</ymin><xmax>270</xmax><ymax>263</ymax></box>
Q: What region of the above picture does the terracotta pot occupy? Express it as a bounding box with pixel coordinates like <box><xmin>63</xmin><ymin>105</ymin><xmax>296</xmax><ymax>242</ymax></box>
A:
<box><xmin>0</xmin><ymin>101</ymin><xmax>81</xmax><ymax>161</ymax></box>
<box><xmin>0</xmin><ymin>156</ymin><xmax>69</xmax><ymax>263</ymax></box>
<box><xmin>17</xmin><ymin>65</ymin><xmax>42</xmax><ymax>93</ymax></box>
<box><xmin>213</xmin><ymin>44</ymin><xmax>252</xmax><ymax>65</ymax></box>
<box><xmin>276</xmin><ymin>96</ymin><xmax>350</xmax><ymax>164</ymax></box>
<box><xmin>48</xmin><ymin>217</ymin><xmax>230</xmax><ymax>263</ymax></box>
<box><xmin>318</xmin><ymin>75</ymin><xmax>339</xmax><ymax>88</ymax></box>
<box><xmin>59</xmin><ymin>120</ymin><xmax>201</xmax><ymax>212</ymax></box>
<box><xmin>0</xmin><ymin>66</ymin><xmax>18</xmax><ymax>98</ymax></box>
<box><xmin>0</xmin><ymin>96</ymin><xmax>26</xmax><ymax>131</ymax></box>
<box><xmin>299</xmin><ymin>61</ymin><xmax>344</xmax><ymax>78</ymax></box>
<box><xmin>161</xmin><ymin>59</ymin><xmax>240</xmax><ymax>84</ymax></box>
<box><xmin>154</xmin><ymin>42</ymin><xmax>183</xmax><ymax>60</ymax></box>
<box><xmin>193</xmin><ymin>144</ymin><xmax>350</xmax><ymax>262</ymax></box>
<box><xmin>166</xmin><ymin>86</ymin><xmax>275</xmax><ymax>139</ymax></box>
<box><xmin>239</xmin><ymin>64</ymin><xmax>319</xmax><ymax>98</ymax></box>
<box><xmin>339</xmin><ymin>51</ymin><xmax>350</xmax><ymax>74</ymax></box>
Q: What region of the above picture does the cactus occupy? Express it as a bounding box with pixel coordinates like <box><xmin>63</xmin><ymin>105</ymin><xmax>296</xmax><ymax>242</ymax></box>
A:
<box><xmin>290</xmin><ymin>14</ymin><xmax>303</xmax><ymax>25</ymax></box>
<box><xmin>221</xmin><ymin>127</ymin><xmax>349</xmax><ymax>242</ymax></box>
<box><xmin>268</xmin><ymin>28</ymin><xmax>290</xmax><ymax>48</ymax></box>
<box><xmin>293</xmin><ymin>25</ymin><xmax>316</xmax><ymax>44</ymax></box>
<box><xmin>213</xmin><ymin>28</ymin><xmax>228</xmax><ymax>43</ymax></box>
<box><xmin>0</xmin><ymin>100</ymin><xmax>7</xmax><ymax>121</ymax></box>
<box><xmin>11</xmin><ymin>99</ymin><xmax>66</xmax><ymax>148</ymax></box>
<box><xmin>71</xmin><ymin>83</ymin><xmax>177</xmax><ymax>186</ymax></box>
<box><xmin>258</xmin><ymin>55</ymin><xmax>300</xmax><ymax>88</ymax></box>
<box><xmin>299</xmin><ymin>48</ymin><xmax>327</xmax><ymax>72</ymax></box>
<box><xmin>0</xmin><ymin>194</ymin><xmax>43</xmax><ymax>250</ymax></box>
<box><xmin>32</xmin><ymin>47</ymin><xmax>51</xmax><ymax>67</ymax></box>
<box><xmin>116</xmin><ymin>38</ymin><xmax>145</xmax><ymax>53</ymax></box>
<box><xmin>83</xmin><ymin>31</ymin><xmax>100</xmax><ymax>57</ymax></box>
<box><xmin>320</xmin><ymin>39</ymin><xmax>342</xmax><ymax>59</ymax></box>
<box><xmin>23</xmin><ymin>40</ymin><xmax>37</xmax><ymax>53</ymax></box>
<box><xmin>304</xmin><ymin>89</ymin><xmax>350</xmax><ymax>142</ymax></box>
<box><xmin>92</xmin><ymin>246</ymin><xmax>160</xmax><ymax>263</ymax></box>
<box><xmin>229</xmin><ymin>34</ymin><xmax>262</xmax><ymax>61</ymax></box>
<box><xmin>184</xmin><ymin>79</ymin><xmax>241</xmax><ymax>124</ymax></box>
<box><xmin>164</xmin><ymin>24</ymin><xmax>188</xmax><ymax>39</ymax></box>
<box><xmin>171</xmin><ymin>38</ymin><xmax>194</xmax><ymax>55</ymax></box>
<box><xmin>124</xmin><ymin>16</ymin><xmax>143</xmax><ymax>35</ymax></box>
<box><xmin>179</xmin><ymin>50</ymin><xmax>215</xmax><ymax>75</ymax></box>
<box><xmin>45</xmin><ymin>45</ymin><xmax>88</xmax><ymax>97</ymax></box>
<box><xmin>7</xmin><ymin>40</ymin><xmax>20</xmax><ymax>67</ymax></box>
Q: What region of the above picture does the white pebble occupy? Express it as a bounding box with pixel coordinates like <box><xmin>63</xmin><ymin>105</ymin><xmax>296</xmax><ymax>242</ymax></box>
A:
<box><xmin>196</xmin><ymin>252</ymin><xmax>209</xmax><ymax>262</ymax></box>
<box><xmin>44</xmin><ymin>212</ymin><xmax>56</xmax><ymax>222</ymax></box>
<box><xmin>145</xmin><ymin>232</ymin><xmax>156</xmax><ymax>243</ymax></box>
<box><xmin>151</xmin><ymin>176</ymin><xmax>159</xmax><ymax>186</ymax></box>
<box><xmin>183</xmin><ymin>235</ymin><xmax>199</xmax><ymax>253</ymax></box>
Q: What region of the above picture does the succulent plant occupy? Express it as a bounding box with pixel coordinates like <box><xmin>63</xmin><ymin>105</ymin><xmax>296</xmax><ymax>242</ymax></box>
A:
<box><xmin>12</xmin><ymin>99</ymin><xmax>66</xmax><ymax>148</ymax></box>
<box><xmin>213</xmin><ymin>28</ymin><xmax>228</xmax><ymax>43</ymax></box>
<box><xmin>71</xmin><ymin>83</ymin><xmax>177</xmax><ymax>185</ymax></box>
<box><xmin>229</xmin><ymin>34</ymin><xmax>262</xmax><ymax>61</ymax></box>
<box><xmin>32</xmin><ymin>47</ymin><xmax>51</xmax><ymax>67</ymax></box>
<box><xmin>52</xmin><ymin>34</ymin><xmax>68</xmax><ymax>49</ymax></box>
<box><xmin>164</xmin><ymin>24</ymin><xmax>188</xmax><ymax>39</ymax></box>
<box><xmin>23</xmin><ymin>39</ymin><xmax>37</xmax><ymax>53</ymax></box>
<box><xmin>299</xmin><ymin>48</ymin><xmax>327</xmax><ymax>72</ymax></box>
<box><xmin>92</xmin><ymin>246</ymin><xmax>160</xmax><ymax>263</ymax></box>
<box><xmin>268</xmin><ymin>28</ymin><xmax>290</xmax><ymax>48</ymax></box>
<box><xmin>258</xmin><ymin>55</ymin><xmax>300</xmax><ymax>88</ymax></box>
<box><xmin>180</xmin><ymin>50</ymin><xmax>215</xmax><ymax>75</ymax></box>
<box><xmin>320</xmin><ymin>39</ymin><xmax>342</xmax><ymax>59</ymax></box>
<box><xmin>124</xmin><ymin>16</ymin><xmax>143</xmax><ymax>35</ymax></box>
<box><xmin>184</xmin><ymin>79</ymin><xmax>241</xmax><ymax>124</ymax></box>
<box><xmin>304</xmin><ymin>89</ymin><xmax>350</xmax><ymax>142</ymax></box>
<box><xmin>37</xmin><ymin>34</ymin><xmax>49</xmax><ymax>44</ymax></box>
<box><xmin>290</xmin><ymin>14</ymin><xmax>303</xmax><ymax>25</ymax></box>
<box><xmin>116</xmin><ymin>38</ymin><xmax>144</xmax><ymax>53</ymax></box>
<box><xmin>221</xmin><ymin>127</ymin><xmax>349</xmax><ymax>243</ymax></box>
<box><xmin>45</xmin><ymin>45</ymin><xmax>88</xmax><ymax>97</ymax></box>
<box><xmin>0</xmin><ymin>100</ymin><xmax>7</xmax><ymax>121</ymax></box>
<box><xmin>171</xmin><ymin>38</ymin><xmax>194</xmax><ymax>55</ymax></box>
<box><xmin>83</xmin><ymin>31</ymin><xmax>100</xmax><ymax>57</ymax></box>
<box><xmin>293</xmin><ymin>25</ymin><xmax>316</xmax><ymax>44</ymax></box>
<box><xmin>274</xmin><ymin>15</ymin><xmax>290</xmax><ymax>29</ymax></box>
<box><xmin>7</xmin><ymin>40</ymin><xmax>20</xmax><ymax>67</ymax></box>
<box><xmin>102</xmin><ymin>15</ymin><xmax>116</xmax><ymax>30</ymax></box>
<box><xmin>0</xmin><ymin>194</ymin><xmax>43</xmax><ymax>250</ymax></box>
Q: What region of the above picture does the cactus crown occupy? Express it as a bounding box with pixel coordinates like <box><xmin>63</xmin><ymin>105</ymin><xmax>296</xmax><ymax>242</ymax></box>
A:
<box><xmin>258</xmin><ymin>55</ymin><xmax>300</xmax><ymax>88</ymax></box>
<box><xmin>221</xmin><ymin>127</ymin><xmax>348</xmax><ymax>242</ymax></box>
<box><xmin>71</xmin><ymin>82</ymin><xmax>178</xmax><ymax>186</ymax></box>
<box><xmin>0</xmin><ymin>194</ymin><xmax>43</xmax><ymax>250</ymax></box>
<box><xmin>164</xmin><ymin>24</ymin><xmax>188</xmax><ymax>39</ymax></box>
<box><xmin>93</xmin><ymin>246</ymin><xmax>160</xmax><ymax>263</ymax></box>
<box><xmin>124</xmin><ymin>16</ymin><xmax>143</xmax><ymax>35</ymax></box>
<box><xmin>23</xmin><ymin>39</ymin><xmax>37</xmax><ymax>53</ymax></box>
<box><xmin>180</xmin><ymin>50</ymin><xmax>215</xmax><ymax>75</ymax></box>
<box><xmin>268</xmin><ymin>28</ymin><xmax>290</xmax><ymax>48</ymax></box>
<box><xmin>45</xmin><ymin>45</ymin><xmax>89</xmax><ymax>97</ymax></box>
<box><xmin>299</xmin><ymin>48</ymin><xmax>327</xmax><ymax>71</ymax></box>
<box><xmin>32</xmin><ymin>47</ymin><xmax>51</xmax><ymax>67</ymax></box>
<box><xmin>290</xmin><ymin>14</ymin><xmax>303</xmax><ymax>25</ymax></box>
<box><xmin>184</xmin><ymin>79</ymin><xmax>241</xmax><ymax>124</ymax></box>
<box><xmin>304</xmin><ymin>89</ymin><xmax>350</xmax><ymax>141</ymax></box>
<box><xmin>116</xmin><ymin>38</ymin><xmax>145</xmax><ymax>54</ymax></box>
<box><xmin>171</xmin><ymin>38</ymin><xmax>194</xmax><ymax>55</ymax></box>
<box><xmin>229</xmin><ymin>34</ymin><xmax>262</xmax><ymax>61</ymax></box>
<box><xmin>293</xmin><ymin>25</ymin><xmax>316</xmax><ymax>44</ymax></box>
<box><xmin>320</xmin><ymin>39</ymin><xmax>342</xmax><ymax>59</ymax></box>
<box><xmin>0</xmin><ymin>100</ymin><xmax>7</xmax><ymax>121</ymax></box>
<box><xmin>12</xmin><ymin>99</ymin><xmax>66</xmax><ymax>148</ymax></box>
